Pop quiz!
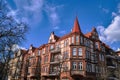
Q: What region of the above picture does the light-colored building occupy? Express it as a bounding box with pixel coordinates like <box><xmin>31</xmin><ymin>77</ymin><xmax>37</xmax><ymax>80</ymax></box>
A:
<box><xmin>116</xmin><ymin>50</ymin><xmax>120</xmax><ymax>80</ymax></box>
<box><xmin>8</xmin><ymin>49</ymin><xmax>27</xmax><ymax>80</ymax></box>
<box><xmin>106</xmin><ymin>48</ymin><xmax>119</xmax><ymax>80</ymax></box>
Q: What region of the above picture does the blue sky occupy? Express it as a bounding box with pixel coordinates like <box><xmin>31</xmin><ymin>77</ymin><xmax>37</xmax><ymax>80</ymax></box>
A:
<box><xmin>6</xmin><ymin>0</ymin><xmax>120</xmax><ymax>50</ymax></box>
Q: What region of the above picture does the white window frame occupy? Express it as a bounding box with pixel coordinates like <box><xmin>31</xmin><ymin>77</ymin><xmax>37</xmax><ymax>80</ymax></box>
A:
<box><xmin>72</xmin><ymin>48</ymin><xmax>77</xmax><ymax>56</ymax></box>
<box><xmin>76</xmin><ymin>35</ymin><xmax>79</xmax><ymax>43</ymax></box>
<box><xmin>78</xmin><ymin>62</ymin><xmax>83</xmax><ymax>70</ymax></box>
<box><xmin>72</xmin><ymin>62</ymin><xmax>77</xmax><ymax>70</ymax></box>
<box><xmin>78</xmin><ymin>48</ymin><xmax>82</xmax><ymax>56</ymax></box>
<box><xmin>72</xmin><ymin>36</ymin><xmax>74</xmax><ymax>44</ymax></box>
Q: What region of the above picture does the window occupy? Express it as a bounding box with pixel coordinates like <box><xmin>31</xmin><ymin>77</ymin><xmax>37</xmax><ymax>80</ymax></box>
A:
<box><xmin>86</xmin><ymin>51</ymin><xmax>90</xmax><ymax>59</ymax></box>
<box><xmin>95</xmin><ymin>42</ymin><xmax>99</xmax><ymax>49</ymax></box>
<box><xmin>38</xmin><ymin>50</ymin><xmax>40</xmax><ymax>56</ymax></box>
<box><xmin>72</xmin><ymin>62</ymin><xmax>77</xmax><ymax>70</ymax></box>
<box><xmin>63</xmin><ymin>52</ymin><xmax>68</xmax><ymax>59</ymax></box>
<box><xmin>91</xmin><ymin>64</ymin><xmax>95</xmax><ymax>72</ymax></box>
<box><xmin>76</xmin><ymin>36</ymin><xmax>79</xmax><ymax>43</ymax></box>
<box><xmin>72</xmin><ymin>36</ymin><xmax>74</xmax><ymax>44</ymax></box>
<box><xmin>50</xmin><ymin>45</ymin><xmax>54</xmax><ymax>50</ymax></box>
<box><xmin>44</xmin><ymin>56</ymin><xmax>48</xmax><ymax>63</ymax></box>
<box><xmin>78</xmin><ymin>48</ymin><xmax>82</xmax><ymax>56</ymax></box>
<box><xmin>72</xmin><ymin>48</ymin><xmax>76</xmax><ymax>56</ymax></box>
<box><xmin>102</xmin><ymin>54</ymin><xmax>104</xmax><ymax>61</ymax></box>
<box><xmin>96</xmin><ymin>66</ymin><xmax>98</xmax><ymax>73</ymax></box>
<box><xmin>80</xmin><ymin>36</ymin><xmax>83</xmax><ymax>44</ymax></box>
<box><xmin>42</xmin><ymin>49</ymin><xmax>45</xmax><ymax>54</ymax></box>
<box><xmin>64</xmin><ymin>40</ymin><xmax>68</xmax><ymax>47</ymax></box>
<box><xmin>86</xmin><ymin>63</ymin><xmax>91</xmax><ymax>72</ymax></box>
<box><xmin>46</xmin><ymin>47</ymin><xmax>48</xmax><ymax>53</ymax></box>
<box><xmin>78</xmin><ymin>62</ymin><xmax>83</xmax><ymax>70</ymax></box>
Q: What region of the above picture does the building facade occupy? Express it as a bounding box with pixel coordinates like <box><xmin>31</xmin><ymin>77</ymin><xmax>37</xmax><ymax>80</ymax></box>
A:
<box><xmin>8</xmin><ymin>49</ymin><xmax>27</xmax><ymax>80</ymax></box>
<box><xmin>21</xmin><ymin>45</ymin><xmax>41</xmax><ymax>80</ymax></box>
<box><xmin>40</xmin><ymin>17</ymin><xmax>107</xmax><ymax>80</ymax></box>
<box><xmin>11</xmin><ymin>17</ymin><xmax>120</xmax><ymax>80</ymax></box>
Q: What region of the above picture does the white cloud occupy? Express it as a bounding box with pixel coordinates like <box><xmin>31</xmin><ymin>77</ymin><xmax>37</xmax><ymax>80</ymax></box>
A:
<box><xmin>12</xmin><ymin>44</ymin><xmax>27</xmax><ymax>52</ymax></box>
<box><xmin>8</xmin><ymin>0</ymin><xmax>63</xmax><ymax>28</ymax></box>
<box><xmin>97</xmin><ymin>3</ymin><xmax>120</xmax><ymax>43</ymax></box>
<box><xmin>112</xmin><ymin>12</ymin><xmax>117</xmax><ymax>17</ymax></box>
<box><xmin>97</xmin><ymin>13</ymin><xmax>120</xmax><ymax>43</ymax></box>
<box><xmin>12</xmin><ymin>0</ymin><xmax>44</xmax><ymax>26</ymax></box>
<box><xmin>45</xmin><ymin>5</ymin><xmax>60</xmax><ymax>27</ymax></box>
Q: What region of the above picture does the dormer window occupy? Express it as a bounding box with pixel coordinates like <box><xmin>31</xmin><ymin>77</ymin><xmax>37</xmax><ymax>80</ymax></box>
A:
<box><xmin>50</xmin><ymin>39</ymin><xmax>52</xmax><ymax>43</ymax></box>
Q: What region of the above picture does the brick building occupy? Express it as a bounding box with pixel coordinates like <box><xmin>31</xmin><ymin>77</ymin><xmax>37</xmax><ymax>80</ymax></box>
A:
<box><xmin>19</xmin><ymin>17</ymin><xmax>119</xmax><ymax>80</ymax></box>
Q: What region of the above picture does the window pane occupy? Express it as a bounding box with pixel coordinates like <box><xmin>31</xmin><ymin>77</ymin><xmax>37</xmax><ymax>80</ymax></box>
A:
<box><xmin>80</xmin><ymin>36</ymin><xmax>83</xmax><ymax>43</ymax></box>
<box><xmin>76</xmin><ymin>36</ymin><xmax>79</xmax><ymax>43</ymax></box>
<box><xmin>72</xmin><ymin>62</ymin><xmax>77</xmax><ymax>70</ymax></box>
<box><xmin>78</xmin><ymin>48</ymin><xmax>82</xmax><ymax>56</ymax></box>
<box><xmin>72</xmin><ymin>36</ymin><xmax>74</xmax><ymax>44</ymax></box>
<box><xmin>72</xmin><ymin>48</ymin><xmax>76</xmax><ymax>56</ymax></box>
<box><xmin>78</xmin><ymin>62</ymin><xmax>83</xmax><ymax>70</ymax></box>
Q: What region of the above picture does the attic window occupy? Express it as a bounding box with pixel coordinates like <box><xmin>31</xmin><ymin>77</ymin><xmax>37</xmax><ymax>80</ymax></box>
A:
<box><xmin>50</xmin><ymin>39</ymin><xmax>52</xmax><ymax>43</ymax></box>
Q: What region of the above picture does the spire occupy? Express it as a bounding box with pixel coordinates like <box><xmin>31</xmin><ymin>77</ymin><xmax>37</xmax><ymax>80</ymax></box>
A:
<box><xmin>72</xmin><ymin>17</ymin><xmax>81</xmax><ymax>33</ymax></box>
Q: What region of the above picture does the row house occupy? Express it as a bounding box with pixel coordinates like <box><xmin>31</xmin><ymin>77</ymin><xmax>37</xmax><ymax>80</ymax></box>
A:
<box><xmin>10</xmin><ymin>17</ymin><xmax>120</xmax><ymax>80</ymax></box>
<box><xmin>21</xmin><ymin>45</ymin><xmax>41</xmax><ymax>80</ymax></box>
<box><xmin>8</xmin><ymin>49</ymin><xmax>27</xmax><ymax>80</ymax></box>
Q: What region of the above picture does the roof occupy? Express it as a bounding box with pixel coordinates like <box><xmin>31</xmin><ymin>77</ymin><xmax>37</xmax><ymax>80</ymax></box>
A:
<box><xmin>72</xmin><ymin>17</ymin><xmax>81</xmax><ymax>33</ymax></box>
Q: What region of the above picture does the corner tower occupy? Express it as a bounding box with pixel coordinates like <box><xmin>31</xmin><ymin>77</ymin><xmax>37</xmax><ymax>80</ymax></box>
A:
<box><xmin>72</xmin><ymin>17</ymin><xmax>81</xmax><ymax>33</ymax></box>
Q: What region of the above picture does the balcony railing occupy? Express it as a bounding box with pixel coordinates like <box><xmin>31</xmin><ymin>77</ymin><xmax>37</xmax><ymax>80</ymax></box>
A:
<box><xmin>50</xmin><ymin>60</ymin><xmax>60</xmax><ymax>64</ymax></box>
<box><xmin>70</xmin><ymin>70</ymin><xmax>84</xmax><ymax>76</ymax></box>
<box><xmin>108</xmin><ymin>76</ymin><xmax>119</xmax><ymax>80</ymax></box>
<box><xmin>50</xmin><ymin>48</ymin><xmax>61</xmax><ymax>53</ymax></box>
<box><xmin>107</xmin><ymin>64</ymin><xmax>116</xmax><ymax>69</ymax></box>
<box><xmin>106</xmin><ymin>54</ymin><xmax>115</xmax><ymax>59</ymax></box>
<box><xmin>41</xmin><ymin>72</ymin><xmax>49</xmax><ymax>76</ymax></box>
<box><xmin>49</xmin><ymin>71</ymin><xmax>59</xmax><ymax>76</ymax></box>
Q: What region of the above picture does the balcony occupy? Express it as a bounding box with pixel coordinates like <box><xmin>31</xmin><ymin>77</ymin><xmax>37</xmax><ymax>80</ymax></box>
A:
<box><xmin>49</xmin><ymin>71</ymin><xmax>59</xmax><ymax>76</ymax></box>
<box><xmin>107</xmin><ymin>64</ymin><xmax>116</xmax><ymax>69</ymax></box>
<box><xmin>108</xmin><ymin>76</ymin><xmax>119</xmax><ymax>80</ymax></box>
<box><xmin>70</xmin><ymin>70</ymin><xmax>84</xmax><ymax>76</ymax></box>
<box><xmin>50</xmin><ymin>60</ymin><xmax>60</xmax><ymax>64</ymax></box>
<box><xmin>41</xmin><ymin>72</ymin><xmax>49</xmax><ymax>76</ymax></box>
<box><xmin>106</xmin><ymin>54</ymin><xmax>115</xmax><ymax>59</ymax></box>
<box><xmin>50</xmin><ymin>48</ymin><xmax>61</xmax><ymax>53</ymax></box>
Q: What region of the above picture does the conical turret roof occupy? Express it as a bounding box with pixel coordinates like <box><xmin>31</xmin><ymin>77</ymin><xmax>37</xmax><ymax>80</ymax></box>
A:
<box><xmin>72</xmin><ymin>17</ymin><xmax>81</xmax><ymax>33</ymax></box>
